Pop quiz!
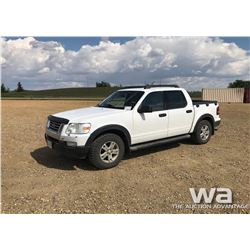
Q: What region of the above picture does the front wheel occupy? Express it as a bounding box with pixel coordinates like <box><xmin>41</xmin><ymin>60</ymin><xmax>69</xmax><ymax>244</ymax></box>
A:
<box><xmin>88</xmin><ymin>133</ymin><xmax>125</xmax><ymax>169</ymax></box>
<box><xmin>191</xmin><ymin>120</ymin><xmax>212</xmax><ymax>144</ymax></box>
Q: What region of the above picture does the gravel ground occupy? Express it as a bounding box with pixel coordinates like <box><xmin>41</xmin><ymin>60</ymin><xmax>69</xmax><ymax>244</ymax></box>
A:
<box><xmin>1</xmin><ymin>100</ymin><xmax>250</xmax><ymax>213</ymax></box>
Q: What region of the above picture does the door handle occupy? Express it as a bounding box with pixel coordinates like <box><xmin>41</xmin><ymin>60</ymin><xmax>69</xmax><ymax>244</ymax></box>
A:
<box><xmin>186</xmin><ymin>110</ymin><xmax>193</xmax><ymax>113</ymax></box>
<box><xmin>159</xmin><ymin>113</ymin><xmax>167</xmax><ymax>117</ymax></box>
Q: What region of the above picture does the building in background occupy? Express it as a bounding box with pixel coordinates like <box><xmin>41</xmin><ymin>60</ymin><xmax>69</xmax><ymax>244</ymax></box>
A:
<box><xmin>244</xmin><ymin>88</ymin><xmax>250</xmax><ymax>103</ymax></box>
<box><xmin>202</xmin><ymin>88</ymin><xmax>245</xmax><ymax>103</ymax></box>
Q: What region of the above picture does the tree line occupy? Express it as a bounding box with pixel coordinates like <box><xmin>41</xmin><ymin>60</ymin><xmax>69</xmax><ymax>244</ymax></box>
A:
<box><xmin>2</xmin><ymin>81</ymin><xmax>112</xmax><ymax>92</ymax></box>
<box><xmin>1</xmin><ymin>80</ymin><xmax>250</xmax><ymax>94</ymax></box>
<box><xmin>95</xmin><ymin>80</ymin><xmax>250</xmax><ymax>88</ymax></box>
<box><xmin>227</xmin><ymin>80</ymin><xmax>250</xmax><ymax>88</ymax></box>
<box><xmin>1</xmin><ymin>82</ymin><xmax>24</xmax><ymax>93</ymax></box>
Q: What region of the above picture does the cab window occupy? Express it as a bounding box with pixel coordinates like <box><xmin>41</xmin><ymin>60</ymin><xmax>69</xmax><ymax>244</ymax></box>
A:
<box><xmin>139</xmin><ymin>91</ymin><xmax>164</xmax><ymax>112</ymax></box>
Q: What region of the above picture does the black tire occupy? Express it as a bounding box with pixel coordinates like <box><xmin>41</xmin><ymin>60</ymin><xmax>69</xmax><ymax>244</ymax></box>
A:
<box><xmin>88</xmin><ymin>133</ymin><xmax>125</xmax><ymax>169</ymax></box>
<box><xmin>191</xmin><ymin>120</ymin><xmax>212</xmax><ymax>144</ymax></box>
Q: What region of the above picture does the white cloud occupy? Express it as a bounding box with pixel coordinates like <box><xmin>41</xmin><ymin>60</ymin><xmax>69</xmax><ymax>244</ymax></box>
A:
<box><xmin>38</xmin><ymin>67</ymin><xmax>50</xmax><ymax>74</ymax></box>
<box><xmin>1</xmin><ymin>36</ymin><xmax>249</xmax><ymax>90</ymax></box>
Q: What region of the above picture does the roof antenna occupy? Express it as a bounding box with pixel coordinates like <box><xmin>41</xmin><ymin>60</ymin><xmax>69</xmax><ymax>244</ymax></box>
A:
<box><xmin>144</xmin><ymin>81</ymin><xmax>156</xmax><ymax>89</ymax></box>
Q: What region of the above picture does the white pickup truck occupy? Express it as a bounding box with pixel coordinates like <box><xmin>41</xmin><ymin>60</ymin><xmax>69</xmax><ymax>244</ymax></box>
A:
<box><xmin>45</xmin><ymin>85</ymin><xmax>221</xmax><ymax>169</ymax></box>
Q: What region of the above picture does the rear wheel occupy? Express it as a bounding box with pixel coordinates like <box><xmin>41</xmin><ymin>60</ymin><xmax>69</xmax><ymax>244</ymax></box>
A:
<box><xmin>192</xmin><ymin>120</ymin><xmax>212</xmax><ymax>144</ymax></box>
<box><xmin>88</xmin><ymin>133</ymin><xmax>125</xmax><ymax>169</ymax></box>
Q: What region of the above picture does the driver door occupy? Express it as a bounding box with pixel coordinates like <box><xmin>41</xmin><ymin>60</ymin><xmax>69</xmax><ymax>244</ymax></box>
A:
<box><xmin>132</xmin><ymin>91</ymin><xmax>169</xmax><ymax>144</ymax></box>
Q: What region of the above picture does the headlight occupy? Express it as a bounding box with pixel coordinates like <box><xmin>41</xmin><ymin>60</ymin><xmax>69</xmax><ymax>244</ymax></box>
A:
<box><xmin>65</xmin><ymin>123</ymin><xmax>91</xmax><ymax>135</ymax></box>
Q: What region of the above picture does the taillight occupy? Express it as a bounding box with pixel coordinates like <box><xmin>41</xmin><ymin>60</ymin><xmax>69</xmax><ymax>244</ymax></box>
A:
<box><xmin>217</xmin><ymin>105</ymin><xmax>220</xmax><ymax>115</ymax></box>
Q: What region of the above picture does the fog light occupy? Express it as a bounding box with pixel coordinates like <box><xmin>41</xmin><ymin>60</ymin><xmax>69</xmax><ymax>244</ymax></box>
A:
<box><xmin>66</xmin><ymin>141</ymin><xmax>77</xmax><ymax>147</ymax></box>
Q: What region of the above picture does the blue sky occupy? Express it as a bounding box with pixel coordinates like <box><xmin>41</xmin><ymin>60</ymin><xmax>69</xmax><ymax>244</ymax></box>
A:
<box><xmin>221</xmin><ymin>37</ymin><xmax>250</xmax><ymax>52</ymax></box>
<box><xmin>1</xmin><ymin>36</ymin><xmax>250</xmax><ymax>90</ymax></box>
<box><xmin>7</xmin><ymin>36</ymin><xmax>250</xmax><ymax>52</ymax></box>
<box><xmin>34</xmin><ymin>37</ymin><xmax>136</xmax><ymax>51</ymax></box>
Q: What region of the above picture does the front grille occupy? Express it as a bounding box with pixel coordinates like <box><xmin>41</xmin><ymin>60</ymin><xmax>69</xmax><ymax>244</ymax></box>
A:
<box><xmin>47</xmin><ymin>115</ymin><xmax>69</xmax><ymax>133</ymax></box>
<box><xmin>49</xmin><ymin>120</ymin><xmax>62</xmax><ymax>133</ymax></box>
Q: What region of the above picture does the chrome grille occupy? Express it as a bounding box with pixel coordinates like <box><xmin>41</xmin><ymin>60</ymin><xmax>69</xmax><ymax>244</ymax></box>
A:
<box><xmin>48</xmin><ymin>120</ymin><xmax>62</xmax><ymax>133</ymax></box>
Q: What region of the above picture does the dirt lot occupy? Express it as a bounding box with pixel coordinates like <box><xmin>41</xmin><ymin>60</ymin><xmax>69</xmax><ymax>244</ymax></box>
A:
<box><xmin>1</xmin><ymin>100</ymin><xmax>250</xmax><ymax>213</ymax></box>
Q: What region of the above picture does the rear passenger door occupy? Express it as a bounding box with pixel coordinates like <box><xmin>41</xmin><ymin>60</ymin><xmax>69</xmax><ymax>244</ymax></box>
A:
<box><xmin>164</xmin><ymin>90</ymin><xmax>193</xmax><ymax>137</ymax></box>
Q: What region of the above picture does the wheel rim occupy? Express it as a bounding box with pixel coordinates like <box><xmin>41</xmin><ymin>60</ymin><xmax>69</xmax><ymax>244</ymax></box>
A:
<box><xmin>200</xmin><ymin>125</ymin><xmax>210</xmax><ymax>140</ymax></box>
<box><xmin>99</xmin><ymin>141</ymin><xmax>120</xmax><ymax>163</ymax></box>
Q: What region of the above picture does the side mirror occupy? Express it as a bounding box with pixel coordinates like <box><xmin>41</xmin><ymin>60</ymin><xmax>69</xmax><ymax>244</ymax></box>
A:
<box><xmin>138</xmin><ymin>105</ymin><xmax>152</xmax><ymax>113</ymax></box>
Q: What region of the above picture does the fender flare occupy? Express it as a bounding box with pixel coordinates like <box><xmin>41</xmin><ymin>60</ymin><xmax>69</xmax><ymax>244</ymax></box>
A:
<box><xmin>193</xmin><ymin>114</ymin><xmax>215</xmax><ymax>135</ymax></box>
<box><xmin>85</xmin><ymin>124</ymin><xmax>131</xmax><ymax>151</ymax></box>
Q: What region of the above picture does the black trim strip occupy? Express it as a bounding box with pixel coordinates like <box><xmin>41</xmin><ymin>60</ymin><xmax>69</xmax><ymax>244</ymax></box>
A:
<box><xmin>85</xmin><ymin>125</ymin><xmax>131</xmax><ymax>150</ymax></box>
<box><xmin>192</xmin><ymin>100</ymin><xmax>218</xmax><ymax>106</ymax></box>
<box><xmin>193</xmin><ymin>114</ymin><xmax>215</xmax><ymax>135</ymax></box>
<box><xmin>214</xmin><ymin>120</ymin><xmax>221</xmax><ymax>128</ymax></box>
<box><xmin>130</xmin><ymin>134</ymin><xmax>191</xmax><ymax>151</ymax></box>
<box><xmin>121</xmin><ymin>84</ymin><xmax>179</xmax><ymax>89</ymax></box>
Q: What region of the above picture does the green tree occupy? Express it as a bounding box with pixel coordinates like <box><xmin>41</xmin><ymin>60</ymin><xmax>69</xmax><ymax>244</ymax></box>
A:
<box><xmin>96</xmin><ymin>81</ymin><xmax>111</xmax><ymax>87</ymax></box>
<box><xmin>1</xmin><ymin>83</ymin><xmax>7</xmax><ymax>93</ymax></box>
<box><xmin>228</xmin><ymin>80</ymin><xmax>250</xmax><ymax>88</ymax></box>
<box><xmin>16</xmin><ymin>82</ymin><xmax>24</xmax><ymax>92</ymax></box>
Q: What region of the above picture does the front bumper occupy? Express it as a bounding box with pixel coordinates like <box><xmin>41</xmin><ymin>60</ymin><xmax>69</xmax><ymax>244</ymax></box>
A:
<box><xmin>45</xmin><ymin>134</ymin><xmax>90</xmax><ymax>159</ymax></box>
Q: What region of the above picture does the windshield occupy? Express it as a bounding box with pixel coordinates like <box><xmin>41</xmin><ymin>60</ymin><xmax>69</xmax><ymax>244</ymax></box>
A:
<box><xmin>98</xmin><ymin>91</ymin><xmax>144</xmax><ymax>109</ymax></box>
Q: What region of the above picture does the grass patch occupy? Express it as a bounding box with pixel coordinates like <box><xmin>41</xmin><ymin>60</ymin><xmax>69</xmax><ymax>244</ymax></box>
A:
<box><xmin>2</xmin><ymin>87</ymin><xmax>202</xmax><ymax>99</ymax></box>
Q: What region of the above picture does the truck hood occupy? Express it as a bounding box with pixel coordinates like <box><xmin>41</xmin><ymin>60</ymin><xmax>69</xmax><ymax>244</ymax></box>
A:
<box><xmin>53</xmin><ymin>106</ymin><xmax>125</xmax><ymax>122</ymax></box>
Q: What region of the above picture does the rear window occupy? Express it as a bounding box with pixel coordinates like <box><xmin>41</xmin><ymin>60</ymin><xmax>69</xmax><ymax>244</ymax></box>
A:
<box><xmin>164</xmin><ymin>91</ymin><xmax>187</xmax><ymax>109</ymax></box>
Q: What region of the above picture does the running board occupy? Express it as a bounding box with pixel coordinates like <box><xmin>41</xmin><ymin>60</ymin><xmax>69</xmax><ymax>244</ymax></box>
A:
<box><xmin>130</xmin><ymin>134</ymin><xmax>191</xmax><ymax>151</ymax></box>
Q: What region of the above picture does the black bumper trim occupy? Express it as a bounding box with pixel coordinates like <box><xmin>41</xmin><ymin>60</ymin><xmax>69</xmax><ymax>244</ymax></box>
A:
<box><xmin>45</xmin><ymin>134</ymin><xmax>89</xmax><ymax>159</ymax></box>
<box><xmin>214</xmin><ymin>120</ymin><xmax>221</xmax><ymax>128</ymax></box>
